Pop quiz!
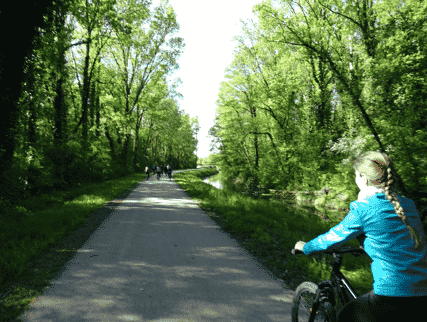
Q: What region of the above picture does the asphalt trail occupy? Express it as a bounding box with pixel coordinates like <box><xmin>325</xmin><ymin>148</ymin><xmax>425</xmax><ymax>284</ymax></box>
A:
<box><xmin>18</xmin><ymin>169</ymin><xmax>294</xmax><ymax>321</ymax></box>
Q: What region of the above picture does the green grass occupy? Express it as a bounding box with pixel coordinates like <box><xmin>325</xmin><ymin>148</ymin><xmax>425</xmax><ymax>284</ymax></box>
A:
<box><xmin>174</xmin><ymin>168</ymin><xmax>374</xmax><ymax>296</ymax></box>
<box><xmin>0</xmin><ymin>171</ymin><xmax>149</xmax><ymax>321</ymax></box>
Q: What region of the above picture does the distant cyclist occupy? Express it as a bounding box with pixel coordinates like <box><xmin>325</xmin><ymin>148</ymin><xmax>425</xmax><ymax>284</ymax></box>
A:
<box><xmin>145</xmin><ymin>166</ymin><xmax>150</xmax><ymax>180</ymax></box>
<box><xmin>167</xmin><ymin>164</ymin><xmax>172</xmax><ymax>180</ymax></box>
<box><xmin>156</xmin><ymin>165</ymin><xmax>162</xmax><ymax>180</ymax></box>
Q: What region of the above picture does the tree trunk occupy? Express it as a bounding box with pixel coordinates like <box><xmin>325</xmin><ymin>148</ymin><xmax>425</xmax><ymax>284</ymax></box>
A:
<box><xmin>89</xmin><ymin>68</ymin><xmax>96</xmax><ymax>132</ymax></box>
<box><xmin>0</xmin><ymin>0</ymin><xmax>56</xmax><ymax>202</ymax></box>
<box><xmin>81</xmin><ymin>34</ymin><xmax>91</xmax><ymax>147</ymax></box>
<box><xmin>95</xmin><ymin>57</ymin><xmax>101</xmax><ymax>137</ymax></box>
<box><xmin>134</xmin><ymin>120</ymin><xmax>142</xmax><ymax>170</ymax></box>
<box><xmin>53</xmin><ymin>24</ymin><xmax>67</xmax><ymax>146</ymax></box>
<box><xmin>53</xmin><ymin>73</ymin><xmax>66</xmax><ymax>187</ymax></box>
<box><xmin>105</xmin><ymin>123</ymin><xmax>115</xmax><ymax>159</ymax></box>
<box><xmin>122</xmin><ymin>133</ymin><xmax>131</xmax><ymax>167</ymax></box>
<box><xmin>142</xmin><ymin>121</ymin><xmax>153</xmax><ymax>165</ymax></box>
<box><xmin>27</xmin><ymin>62</ymin><xmax>38</xmax><ymax>148</ymax></box>
<box><xmin>252</xmin><ymin>112</ymin><xmax>259</xmax><ymax>171</ymax></box>
<box><xmin>96</xmin><ymin>100</ymin><xmax>101</xmax><ymax>137</ymax></box>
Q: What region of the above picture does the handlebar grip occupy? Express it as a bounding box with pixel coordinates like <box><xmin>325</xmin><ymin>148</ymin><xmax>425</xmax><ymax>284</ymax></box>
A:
<box><xmin>291</xmin><ymin>249</ymin><xmax>303</xmax><ymax>255</ymax></box>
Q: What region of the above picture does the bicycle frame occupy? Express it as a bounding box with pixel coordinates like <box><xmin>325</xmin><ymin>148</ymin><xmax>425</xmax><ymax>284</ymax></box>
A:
<box><xmin>330</xmin><ymin>254</ymin><xmax>359</xmax><ymax>307</ymax></box>
<box><xmin>307</xmin><ymin>281</ymin><xmax>336</xmax><ymax>322</ymax></box>
<box><xmin>306</xmin><ymin>249</ymin><xmax>364</xmax><ymax>322</ymax></box>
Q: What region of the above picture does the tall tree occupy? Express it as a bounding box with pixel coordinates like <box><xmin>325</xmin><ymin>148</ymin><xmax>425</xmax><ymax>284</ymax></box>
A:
<box><xmin>0</xmin><ymin>0</ymin><xmax>64</xmax><ymax>202</ymax></box>
<box><xmin>70</xmin><ymin>0</ymin><xmax>125</xmax><ymax>149</ymax></box>
<box><xmin>100</xmin><ymin>0</ymin><xmax>184</xmax><ymax>167</ymax></box>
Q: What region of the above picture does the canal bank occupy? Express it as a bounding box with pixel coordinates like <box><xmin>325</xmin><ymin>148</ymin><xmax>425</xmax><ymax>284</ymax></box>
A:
<box><xmin>201</xmin><ymin>170</ymin><xmax>351</xmax><ymax>223</ymax></box>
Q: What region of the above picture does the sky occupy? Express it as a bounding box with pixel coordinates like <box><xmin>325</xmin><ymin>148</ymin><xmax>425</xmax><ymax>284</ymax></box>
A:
<box><xmin>151</xmin><ymin>0</ymin><xmax>263</xmax><ymax>159</ymax></box>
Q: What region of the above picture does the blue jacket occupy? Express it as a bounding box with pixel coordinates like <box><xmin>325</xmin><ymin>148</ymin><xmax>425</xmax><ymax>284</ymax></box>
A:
<box><xmin>303</xmin><ymin>192</ymin><xmax>427</xmax><ymax>296</ymax></box>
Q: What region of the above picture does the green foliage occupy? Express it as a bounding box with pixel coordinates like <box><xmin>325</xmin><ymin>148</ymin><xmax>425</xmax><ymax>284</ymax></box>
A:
<box><xmin>1</xmin><ymin>0</ymin><xmax>197</xmax><ymax>205</ymax></box>
<box><xmin>198</xmin><ymin>153</ymin><xmax>220</xmax><ymax>166</ymax></box>
<box><xmin>210</xmin><ymin>0</ymin><xmax>427</xmax><ymax>214</ymax></box>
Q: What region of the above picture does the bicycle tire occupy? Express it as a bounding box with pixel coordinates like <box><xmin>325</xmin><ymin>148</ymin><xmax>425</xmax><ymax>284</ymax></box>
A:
<box><xmin>292</xmin><ymin>281</ymin><xmax>330</xmax><ymax>322</ymax></box>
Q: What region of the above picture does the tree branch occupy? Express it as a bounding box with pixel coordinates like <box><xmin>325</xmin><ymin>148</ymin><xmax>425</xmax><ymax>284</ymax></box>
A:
<box><xmin>66</xmin><ymin>39</ymin><xmax>90</xmax><ymax>50</ymax></box>
<box><xmin>317</xmin><ymin>1</ymin><xmax>362</xmax><ymax>29</ymax></box>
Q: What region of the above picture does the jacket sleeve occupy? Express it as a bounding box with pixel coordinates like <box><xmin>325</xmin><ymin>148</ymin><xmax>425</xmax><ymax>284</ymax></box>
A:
<box><xmin>303</xmin><ymin>201</ymin><xmax>364</xmax><ymax>255</ymax></box>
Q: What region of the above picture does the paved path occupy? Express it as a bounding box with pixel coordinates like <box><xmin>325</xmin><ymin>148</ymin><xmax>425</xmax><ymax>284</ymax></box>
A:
<box><xmin>19</xmin><ymin>169</ymin><xmax>294</xmax><ymax>321</ymax></box>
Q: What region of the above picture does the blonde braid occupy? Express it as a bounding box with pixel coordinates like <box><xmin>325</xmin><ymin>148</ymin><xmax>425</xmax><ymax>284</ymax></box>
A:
<box><xmin>384</xmin><ymin>166</ymin><xmax>421</xmax><ymax>249</ymax></box>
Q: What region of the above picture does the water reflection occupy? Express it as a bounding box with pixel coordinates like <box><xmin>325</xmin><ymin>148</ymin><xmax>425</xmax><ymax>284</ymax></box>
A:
<box><xmin>203</xmin><ymin>174</ymin><xmax>224</xmax><ymax>190</ymax></box>
<box><xmin>204</xmin><ymin>179</ymin><xmax>223</xmax><ymax>190</ymax></box>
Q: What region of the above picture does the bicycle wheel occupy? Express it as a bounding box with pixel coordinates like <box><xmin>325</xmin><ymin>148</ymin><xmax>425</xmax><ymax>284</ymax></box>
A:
<box><xmin>292</xmin><ymin>281</ymin><xmax>329</xmax><ymax>322</ymax></box>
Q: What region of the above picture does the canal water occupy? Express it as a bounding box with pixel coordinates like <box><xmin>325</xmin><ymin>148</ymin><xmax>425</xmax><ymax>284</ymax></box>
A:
<box><xmin>202</xmin><ymin>170</ymin><xmax>350</xmax><ymax>218</ymax></box>
<box><xmin>203</xmin><ymin>172</ymin><xmax>224</xmax><ymax>190</ymax></box>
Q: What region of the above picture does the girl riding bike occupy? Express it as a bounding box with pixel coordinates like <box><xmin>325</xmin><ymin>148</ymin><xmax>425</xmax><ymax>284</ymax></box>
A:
<box><xmin>294</xmin><ymin>151</ymin><xmax>427</xmax><ymax>322</ymax></box>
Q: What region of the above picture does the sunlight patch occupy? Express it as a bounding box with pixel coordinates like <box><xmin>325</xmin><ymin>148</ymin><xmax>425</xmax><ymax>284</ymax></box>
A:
<box><xmin>117</xmin><ymin>315</ymin><xmax>142</xmax><ymax>321</ymax></box>
<box><xmin>91</xmin><ymin>298</ymin><xmax>114</xmax><ymax>306</ymax></box>
<box><xmin>118</xmin><ymin>198</ymin><xmax>200</xmax><ymax>208</ymax></box>
<box><xmin>271</xmin><ymin>294</ymin><xmax>293</xmax><ymax>303</ymax></box>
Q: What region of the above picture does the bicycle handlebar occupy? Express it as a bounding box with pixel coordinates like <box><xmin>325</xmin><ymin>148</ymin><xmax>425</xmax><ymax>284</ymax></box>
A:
<box><xmin>291</xmin><ymin>246</ymin><xmax>366</xmax><ymax>256</ymax></box>
<box><xmin>291</xmin><ymin>249</ymin><xmax>304</xmax><ymax>255</ymax></box>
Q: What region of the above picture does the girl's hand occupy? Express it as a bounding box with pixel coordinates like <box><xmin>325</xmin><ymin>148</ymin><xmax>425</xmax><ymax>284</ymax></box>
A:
<box><xmin>294</xmin><ymin>241</ymin><xmax>307</xmax><ymax>252</ymax></box>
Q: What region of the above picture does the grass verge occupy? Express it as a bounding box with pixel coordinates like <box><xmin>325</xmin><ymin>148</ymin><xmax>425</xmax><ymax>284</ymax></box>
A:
<box><xmin>0</xmin><ymin>171</ymin><xmax>150</xmax><ymax>321</ymax></box>
<box><xmin>174</xmin><ymin>169</ymin><xmax>374</xmax><ymax>295</ymax></box>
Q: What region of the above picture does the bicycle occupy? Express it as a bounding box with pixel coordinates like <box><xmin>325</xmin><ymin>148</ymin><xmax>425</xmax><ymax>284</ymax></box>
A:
<box><xmin>168</xmin><ymin>170</ymin><xmax>172</xmax><ymax>180</ymax></box>
<box><xmin>291</xmin><ymin>246</ymin><xmax>367</xmax><ymax>322</ymax></box>
<box><xmin>157</xmin><ymin>172</ymin><xmax>161</xmax><ymax>180</ymax></box>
